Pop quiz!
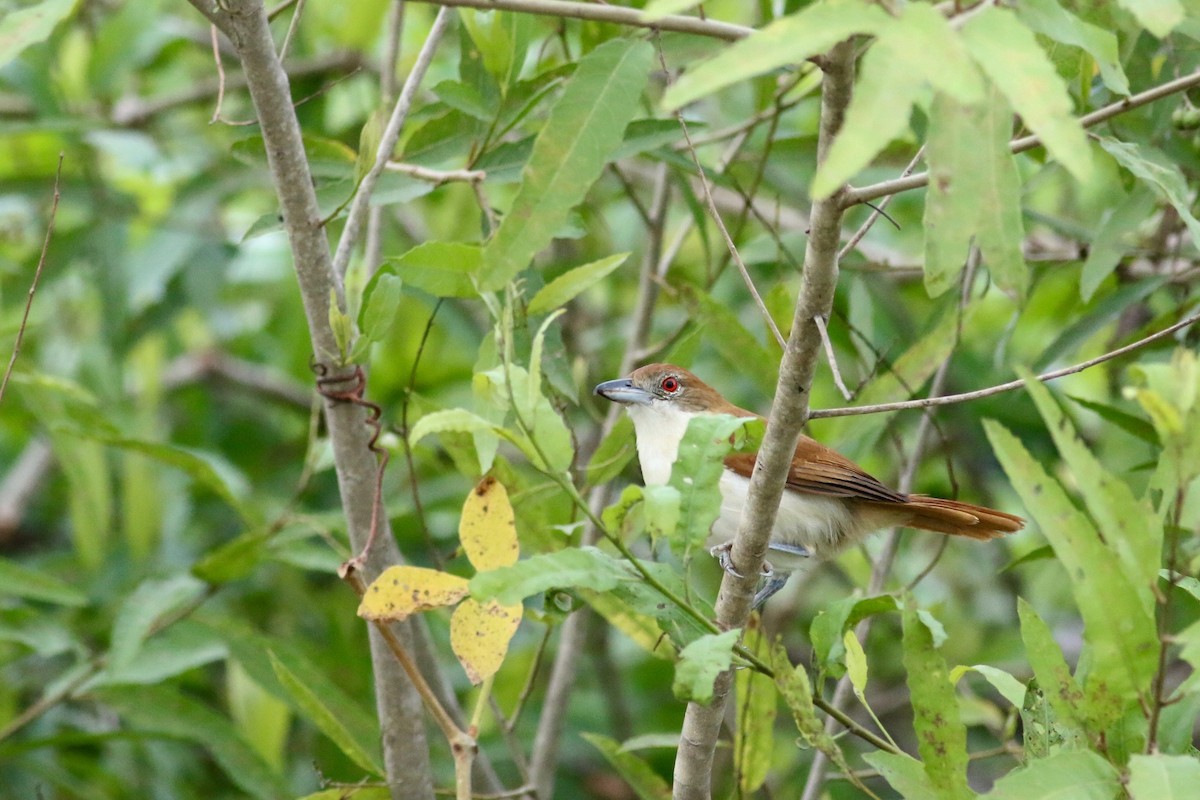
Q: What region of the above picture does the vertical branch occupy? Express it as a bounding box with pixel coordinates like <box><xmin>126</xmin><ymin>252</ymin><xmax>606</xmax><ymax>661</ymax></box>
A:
<box><xmin>672</xmin><ymin>38</ymin><xmax>858</xmax><ymax>800</ymax></box>
<box><xmin>182</xmin><ymin>3</ymin><xmax>435</xmax><ymax>797</ymax></box>
<box><xmin>364</xmin><ymin>0</ymin><xmax>408</xmax><ymax>275</ymax></box>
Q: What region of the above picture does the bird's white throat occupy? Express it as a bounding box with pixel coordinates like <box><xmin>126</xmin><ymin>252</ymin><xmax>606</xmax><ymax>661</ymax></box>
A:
<box><xmin>625</xmin><ymin>403</ymin><xmax>696</xmax><ymax>486</ymax></box>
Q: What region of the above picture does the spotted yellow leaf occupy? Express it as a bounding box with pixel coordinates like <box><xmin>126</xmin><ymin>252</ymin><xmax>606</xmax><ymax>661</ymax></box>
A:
<box><xmin>450</xmin><ymin>597</ymin><xmax>523</xmax><ymax>684</ymax></box>
<box><xmin>460</xmin><ymin>476</ymin><xmax>519</xmax><ymax>572</ymax></box>
<box><xmin>357</xmin><ymin>566</ymin><xmax>468</xmax><ymax>621</ymax></box>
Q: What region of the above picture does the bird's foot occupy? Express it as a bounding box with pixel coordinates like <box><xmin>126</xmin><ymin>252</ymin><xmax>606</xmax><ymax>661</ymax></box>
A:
<box><xmin>752</xmin><ymin>572</ymin><xmax>791</xmax><ymax>609</ymax></box>
<box><xmin>709</xmin><ymin>542</ymin><xmax>776</xmax><ymax>580</ymax></box>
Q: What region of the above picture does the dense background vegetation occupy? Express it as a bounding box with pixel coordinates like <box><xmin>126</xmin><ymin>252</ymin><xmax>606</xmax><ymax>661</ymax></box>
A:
<box><xmin>2</xmin><ymin>0</ymin><xmax>1200</xmax><ymax>798</ymax></box>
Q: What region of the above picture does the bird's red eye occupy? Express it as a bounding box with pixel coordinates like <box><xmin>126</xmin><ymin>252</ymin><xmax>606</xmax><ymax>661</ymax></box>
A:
<box><xmin>661</xmin><ymin>376</ymin><xmax>680</xmax><ymax>393</ymax></box>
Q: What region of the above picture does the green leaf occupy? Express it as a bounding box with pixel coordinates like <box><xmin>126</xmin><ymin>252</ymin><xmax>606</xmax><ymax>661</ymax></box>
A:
<box><xmin>358</xmin><ymin>271</ymin><xmax>402</xmax><ymax>344</ymax></box>
<box><xmin>328</xmin><ymin>288</ymin><xmax>354</xmax><ymax>361</ymax></box>
<box><xmin>672</xmin><ymin>628</ymin><xmax>740</xmax><ymax>704</ymax></box>
<box><xmin>1128</xmin><ymin>754</ymin><xmax>1200</xmax><ymax>799</ymax></box>
<box><xmin>483</xmin><ymin>39</ymin><xmax>653</xmax><ymax>288</ymax></box>
<box><xmin>951</xmin><ymin>664</ymin><xmax>1027</xmax><ymax>710</ymax></box>
<box><xmin>1017</xmin><ymin>599</ymin><xmax>1089</xmax><ymax>732</ymax></box>
<box><xmin>902</xmin><ymin>598</ymin><xmax>971</xmax><ymax>799</ymax></box>
<box><xmin>844</xmin><ymin>630</ymin><xmax>868</xmax><ymax>695</ymax></box>
<box><xmin>200</xmin><ymin>617</ymin><xmax>381</xmax><ymax>762</ymax></box>
<box><xmin>640</xmin><ymin>0</ymin><xmax>703</xmax><ymax>21</ymax></box>
<box><xmin>668</xmin><ymin>414</ymin><xmax>754</xmax><ymax>559</ymax></box>
<box><xmin>1022</xmin><ymin>374</ymin><xmax>1161</xmax><ymax>613</ymax></box>
<box><xmin>1017</xmin><ymin>0</ymin><xmax>1129</xmax><ymax>95</ymax></box>
<box><xmin>987</xmin><ymin>420</ymin><xmax>1158</xmax><ymax>728</ymax></box>
<box><xmin>477</xmin><ymin>364</ymin><xmax>574</xmax><ymax>473</ymax></box>
<box><xmin>81</xmin><ymin>434</ymin><xmax>256</xmax><ymax>525</ymax></box>
<box><xmin>108</xmin><ymin>574</ymin><xmax>207</xmax><ymax>674</ymax></box>
<box><xmin>47</xmin><ymin>433</ymin><xmax>112</xmax><ymax>570</ymax></box>
<box><xmin>387</xmin><ymin>242</ymin><xmax>482</xmax><ymax>298</ymax></box>
<box><xmin>269</xmin><ymin>651</ymin><xmax>384</xmax><ymax>776</ymax></box>
<box><xmin>1080</xmin><ymin>190</ymin><xmax>1157</xmax><ymax>300</ymax></box>
<box><xmin>1097</xmin><ymin>138</ymin><xmax>1200</xmax><ymax>247</ymax></box>
<box><xmin>97</xmin><ymin>684</ymin><xmax>289</xmax><ymax>800</ymax></box>
<box><xmin>585</xmin><ymin>414</ymin><xmax>636</xmax><ymax>487</ymax></box>
<box><xmin>734</xmin><ymin>621</ymin><xmax>776</xmax><ymax>794</ymax></box>
<box><xmin>812</xmin><ymin>4</ymin><xmax>982</xmax><ymax>198</ymax></box>
<box><xmin>661</xmin><ymin>0</ymin><xmax>889</xmax><ymax>110</ymax></box>
<box><xmin>1034</xmin><ymin>276</ymin><xmax>1168</xmax><ymax>370</ymax></box>
<box><xmin>923</xmin><ymin>89</ymin><xmax>1026</xmax><ymax>297</ymax></box>
<box><xmin>409</xmin><ymin>408</ymin><xmax>498</xmax><ymax>448</ymax></box>
<box><xmin>810</xmin><ymin>594</ymin><xmax>898</xmax><ymax>677</ymax></box>
<box><xmin>1115</xmin><ymin>0</ymin><xmax>1184</xmax><ymax>38</ymax></box>
<box><xmin>192</xmin><ymin>529</ymin><xmax>271</xmax><ymax>585</ymax></box>
<box><xmin>681</xmin><ymin>286</ymin><xmax>777</xmax><ymax>394</ymax></box>
<box><xmin>0</xmin><ymin>557</ymin><xmax>87</xmax><ymax>606</ymax></box>
<box><xmin>527</xmin><ymin>253</ymin><xmax>629</xmax><ymax>315</ymax></box>
<box><xmin>773</xmin><ymin>642</ymin><xmax>862</xmax><ymax>787</ymax></box>
<box><xmin>987</xmin><ymin>750</ymin><xmax>1121</xmax><ymax>800</ymax></box>
<box><xmin>470</xmin><ymin>546</ymin><xmax>639</xmax><ymax>605</ymax></box>
<box><xmin>0</xmin><ymin>0</ymin><xmax>77</xmax><ymax>67</ymax></box>
<box><xmin>581</xmin><ymin>733</ymin><xmax>671</xmax><ymax>800</ymax></box>
<box><xmin>863</xmin><ymin>752</ymin><xmax>935</xmax><ymax>800</ymax></box>
<box><xmin>962</xmin><ymin>7</ymin><xmax>1092</xmax><ymax>182</ymax></box>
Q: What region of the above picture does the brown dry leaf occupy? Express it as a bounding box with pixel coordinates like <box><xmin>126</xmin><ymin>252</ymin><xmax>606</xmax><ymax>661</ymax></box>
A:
<box><xmin>449</xmin><ymin>597</ymin><xmax>523</xmax><ymax>684</ymax></box>
<box><xmin>459</xmin><ymin>476</ymin><xmax>519</xmax><ymax>572</ymax></box>
<box><xmin>357</xmin><ymin>566</ymin><xmax>469</xmax><ymax>621</ymax></box>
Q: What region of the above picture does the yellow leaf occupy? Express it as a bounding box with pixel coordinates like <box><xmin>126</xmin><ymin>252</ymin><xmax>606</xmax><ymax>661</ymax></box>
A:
<box><xmin>459</xmin><ymin>476</ymin><xmax>519</xmax><ymax>571</ymax></box>
<box><xmin>357</xmin><ymin>566</ymin><xmax>468</xmax><ymax>621</ymax></box>
<box><xmin>450</xmin><ymin>597</ymin><xmax>523</xmax><ymax>684</ymax></box>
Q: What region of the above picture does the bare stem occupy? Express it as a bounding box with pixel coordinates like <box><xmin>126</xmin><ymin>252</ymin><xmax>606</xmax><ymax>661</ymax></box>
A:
<box><xmin>810</xmin><ymin>311</ymin><xmax>1200</xmax><ymax>419</ymax></box>
<box><xmin>331</xmin><ymin>7</ymin><xmax>453</xmax><ymax>279</ymax></box>
<box><xmin>0</xmin><ymin>154</ymin><xmax>62</xmax><ymax>408</ymax></box>
<box><xmin>404</xmin><ymin>0</ymin><xmax>752</xmax><ymax>41</ymax></box>
<box><xmin>844</xmin><ymin>69</ymin><xmax>1200</xmax><ymax>208</ymax></box>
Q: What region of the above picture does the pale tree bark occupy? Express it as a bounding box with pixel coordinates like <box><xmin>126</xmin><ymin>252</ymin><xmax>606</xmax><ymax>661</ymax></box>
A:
<box><xmin>672</xmin><ymin>38</ymin><xmax>858</xmax><ymax>800</ymax></box>
<box><xmin>183</xmin><ymin>2</ymin><xmax>434</xmax><ymax>797</ymax></box>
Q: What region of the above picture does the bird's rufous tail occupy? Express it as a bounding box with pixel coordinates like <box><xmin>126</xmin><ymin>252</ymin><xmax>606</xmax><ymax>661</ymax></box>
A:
<box><xmin>888</xmin><ymin>496</ymin><xmax>1024</xmax><ymax>540</ymax></box>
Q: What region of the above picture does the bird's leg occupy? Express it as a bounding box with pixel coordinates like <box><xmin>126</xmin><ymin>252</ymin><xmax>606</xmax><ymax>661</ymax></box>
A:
<box><xmin>709</xmin><ymin>542</ymin><xmax>804</xmax><ymax>607</ymax></box>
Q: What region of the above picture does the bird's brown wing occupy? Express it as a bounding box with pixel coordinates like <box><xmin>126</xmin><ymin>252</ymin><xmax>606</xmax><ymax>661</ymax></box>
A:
<box><xmin>723</xmin><ymin>435</ymin><xmax>905</xmax><ymax>504</ymax></box>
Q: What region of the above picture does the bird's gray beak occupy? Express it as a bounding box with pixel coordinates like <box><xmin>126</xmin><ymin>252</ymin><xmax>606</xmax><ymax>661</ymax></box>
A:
<box><xmin>594</xmin><ymin>378</ymin><xmax>653</xmax><ymax>406</ymax></box>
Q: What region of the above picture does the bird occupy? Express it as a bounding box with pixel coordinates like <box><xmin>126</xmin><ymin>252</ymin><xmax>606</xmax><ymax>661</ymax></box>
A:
<box><xmin>594</xmin><ymin>363</ymin><xmax>1023</xmax><ymax>607</ymax></box>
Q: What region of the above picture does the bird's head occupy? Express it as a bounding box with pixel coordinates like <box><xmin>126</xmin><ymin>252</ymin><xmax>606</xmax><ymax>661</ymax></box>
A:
<box><xmin>593</xmin><ymin>363</ymin><xmax>731</xmax><ymax>415</ymax></box>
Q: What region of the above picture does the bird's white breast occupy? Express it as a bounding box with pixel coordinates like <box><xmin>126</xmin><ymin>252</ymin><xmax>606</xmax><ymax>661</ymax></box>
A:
<box><xmin>625</xmin><ymin>405</ymin><xmax>875</xmax><ymax>570</ymax></box>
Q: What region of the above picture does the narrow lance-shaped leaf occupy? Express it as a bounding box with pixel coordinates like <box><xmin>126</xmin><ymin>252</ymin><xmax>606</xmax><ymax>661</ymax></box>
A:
<box><xmin>1097</xmin><ymin>137</ymin><xmax>1200</xmax><ymax>248</ymax></box>
<box><xmin>1016</xmin><ymin>0</ymin><xmax>1129</xmax><ymax>95</ymax></box>
<box><xmin>734</xmin><ymin>619</ymin><xmax>775</xmax><ymax>795</ymax></box>
<box><xmin>1017</xmin><ymin>598</ymin><xmax>1090</xmax><ymax>732</ymax></box>
<box><xmin>661</xmin><ymin>0</ymin><xmax>890</xmax><ymax>110</ymax></box>
<box><xmin>962</xmin><ymin>6</ymin><xmax>1092</xmax><ymax>182</ymax></box>
<box><xmin>527</xmin><ymin>252</ymin><xmax>629</xmax><ymax>315</ymax></box>
<box><xmin>483</xmin><ymin>39</ymin><xmax>653</xmax><ymax>288</ymax></box>
<box><xmin>811</xmin><ymin>3</ymin><xmax>983</xmax><ymax>198</ymax></box>
<box><xmin>269</xmin><ymin>652</ymin><xmax>384</xmax><ymax>776</ymax></box>
<box><xmin>988</xmin><ymin>750</ymin><xmax>1121</xmax><ymax>800</ymax></box>
<box><xmin>986</xmin><ymin>420</ymin><xmax>1158</xmax><ymax>728</ymax></box>
<box><xmin>470</xmin><ymin>546</ymin><xmax>640</xmax><ymax>606</ymax></box>
<box><xmin>581</xmin><ymin>733</ymin><xmax>672</xmax><ymax>800</ymax></box>
<box><xmin>901</xmin><ymin>599</ymin><xmax>971</xmax><ymax>799</ymax></box>
<box><xmin>1021</xmin><ymin>373</ymin><xmax>1160</xmax><ymax>613</ymax></box>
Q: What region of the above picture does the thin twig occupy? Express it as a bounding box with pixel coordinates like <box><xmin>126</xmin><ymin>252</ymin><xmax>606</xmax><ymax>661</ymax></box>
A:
<box><xmin>209</xmin><ymin>25</ymin><xmax>227</xmax><ymax>124</ymax></box>
<box><xmin>813</xmin><ymin>314</ymin><xmax>853</xmax><ymax>401</ymax></box>
<box><xmin>404</xmin><ymin>0</ymin><xmax>752</xmax><ymax>41</ymax></box>
<box><xmin>659</xmin><ymin>42</ymin><xmax>787</xmax><ymax>351</ymax></box>
<box><xmin>278</xmin><ymin>0</ymin><xmax>308</xmax><ymax>62</ymax></box>
<box><xmin>0</xmin><ymin>154</ymin><xmax>62</xmax><ymax>408</ymax></box>
<box><xmin>838</xmin><ymin>146</ymin><xmax>925</xmax><ymax>261</ymax></box>
<box><xmin>810</xmin><ymin>312</ymin><xmax>1200</xmax><ymax>419</ymax></box>
<box><xmin>400</xmin><ymin>300</ymin><xmax>445</xmax><ymax>569</ymax></box>
<box><xmin>386</xmin><ymin>162</ymin><xmax>487</xmax><ymax>183</ymax></box>
<box><xmin>331</xmin><ymin>6</ymin><xmax>453</xmax><ymax>279</ymax></box>
<box><xmin>844</xmin><ymin>69</ymin><xmax>1200</xmax><ymax>208</ymax></box>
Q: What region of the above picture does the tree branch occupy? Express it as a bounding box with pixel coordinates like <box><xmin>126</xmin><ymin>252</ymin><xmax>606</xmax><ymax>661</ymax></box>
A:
<box><xmin>810</xmin><ymin>311</ymin><xmax>1200</xmax><ymax>419</ymax></box>
<box><xmin>843</xmin><ymin>68</ymin><xmax>1200</xmax><ymax>208</ymax></box>
<box><xmin>404</xmin><ymin>0</ymin><xmax>751</xmax><ymax>41</ymax></box>
<box><xmin>182</xmin><ymin>2</ymin><xmax>435</xmax><ymax>796</ymax></box>
<box><xmin>331</xmin><ymin>6</ymin><xmax>452</xmax><ymax>279</ymax></box>
<box><xmin>672</xmin><ymin>38</ymin><xmax>858</xmax><ymax>800</ymax></box>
